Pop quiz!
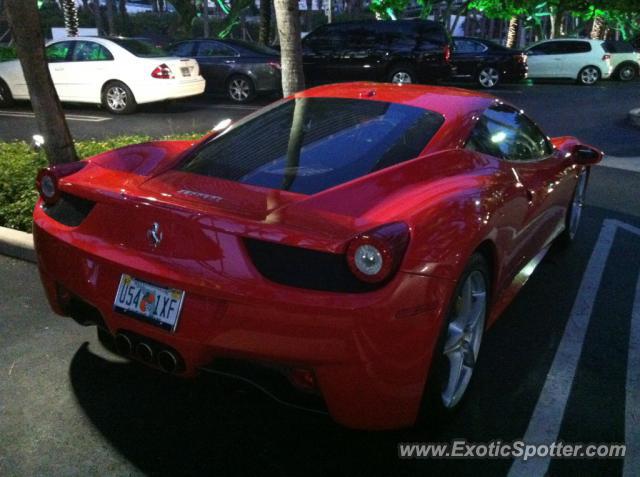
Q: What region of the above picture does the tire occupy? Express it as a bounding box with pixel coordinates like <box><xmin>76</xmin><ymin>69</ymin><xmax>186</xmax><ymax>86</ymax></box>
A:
<box><xmin>227</xmin><ymin>75</ymin><xmax>256</xmax><ymax>103</ymax></box>
<box><xmin>419</xmin><ymin>253</ymin><xmax>490</xmax><ymax>423</ymax></box>
<box><xmin>577</xmin><ymin>66</ymin><xmax>600</xmax><ymax>85</ymax></box>
<box><xmin>617</xmin><ymin>63</ymin><xmax>637</xmax><ymax>82</ymax></box>
<box><xmin>101</xmin><ymin>81</ymin><xmax>137</xmax><ymax>114</ymax></box>
<box><xmin>387</xmin><ymin>64</ymin><xmax>417</xmax><ymax>85</ymax></box>
<box><xmin>557</xmin><ymin>168</ymin><xmax>588</xmax><ymax>247</ymax></box>
<box><xmin>477</xmin><ymin>66</ymin><xmax>500</xmax><ymax>89</ymax></box>
<box><xmin>0</xmin><ymin>79</ymin><xmax>14</xmax><ymax>107</ymax></box>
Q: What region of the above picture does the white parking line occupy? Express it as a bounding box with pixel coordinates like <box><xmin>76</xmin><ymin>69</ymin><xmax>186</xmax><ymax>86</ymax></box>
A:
<box><xmin>0</xmin><ymin>110</ymin><xmax>111</xmax><ymax>122</ymax></box>
<box><xmin>624</xmin><ymin>269</ymin><xmax>640</xmax><ymax>477</ymax></box>
<box><xmin>508</xmin><ymin>219</ymin><xmax>636</xmax><ymax>477</ymax></box>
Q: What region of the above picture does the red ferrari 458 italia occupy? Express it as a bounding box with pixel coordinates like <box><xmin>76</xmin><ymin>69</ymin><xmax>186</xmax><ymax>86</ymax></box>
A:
<box><xmin>34</xmin><ymin>83</ymin><xmax>601</xmax><ymax>430</ymax></box>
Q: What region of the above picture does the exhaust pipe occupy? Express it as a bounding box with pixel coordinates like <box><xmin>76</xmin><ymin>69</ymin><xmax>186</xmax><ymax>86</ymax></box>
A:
<box><xmin>136</xmin><ymin>342</ymin><xmax>154</xmax><ymax>363</ymax></box>
<box><xmin>114</xmin><ymin>333</ymin><xmax>133</xmax><ymax>355</ymax></box>
<box><xmin>157</xmin><ymin>350</ymin><xmax>179</xmax><ymax>374</ymax></box>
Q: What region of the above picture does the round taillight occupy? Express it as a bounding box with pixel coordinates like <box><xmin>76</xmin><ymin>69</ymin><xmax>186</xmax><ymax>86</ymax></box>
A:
<box><xmin>353</xmin><ymin>243</ymin><xmax>384</xmax><ymax>276</ymax></box>
<box><xmin>346</xmin><ymin>222</ymin><xmax>409</xmax><ymax>284</ymax></box>
<box><xmin>36</xmin><ymin>169</ymin><xmax>59</xmax><ymax>205</ymax></box>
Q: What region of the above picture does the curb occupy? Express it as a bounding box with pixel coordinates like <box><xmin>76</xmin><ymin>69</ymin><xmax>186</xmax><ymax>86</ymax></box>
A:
<box><xmin>630</xmin><ymin>108</ymin><xmax>640</xmax><ymax>128</ymax></box>
<box><xmin>0</xmin><ymin>226</ymin><xmax>36</xmax><ymax>263</ymax></box>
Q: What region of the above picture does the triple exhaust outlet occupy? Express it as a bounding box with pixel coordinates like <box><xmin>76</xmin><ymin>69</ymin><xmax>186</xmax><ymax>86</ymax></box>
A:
<box><xmin>113</xmin><ymin>332</ymin><xmax>180</xmax><ymax>374</ymax></box>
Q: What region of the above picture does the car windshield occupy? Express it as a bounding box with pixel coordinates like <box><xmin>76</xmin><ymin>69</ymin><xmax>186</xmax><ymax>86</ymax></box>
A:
<box><xmin>109</xmin><ymin>38</ymin><xmax>167</xmax><ymax>57</ymax></box>
<box><xmin>179</xmin><ymin>98</ymin><xmax>444</xmax><ymax>195</ymax></box>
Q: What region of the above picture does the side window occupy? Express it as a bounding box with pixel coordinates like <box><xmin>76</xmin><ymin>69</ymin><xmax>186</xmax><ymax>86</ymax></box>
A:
<box><xmin>454</xmin><ymin>39</ymin><xmax>486</xmax><ymax>53</ymax></box>
<box><xmin>557</xmin><ymin>41</ymin><xmax>591</xmax><ymax>54</ymax></box>
<box><xmin>527</xmin><ymin>42</ymin><xmax>556</xmax><ymax>55</ymax></box>
<box><xmin>196</xmin><ymin>41</ymin><xmax>237</xmax><ymax>57</ymax></box>
<box><xmin>46</xmin><ymin>42</ymin><xmax>74</xmax><ymax>62</ymax></box>
<box><xmin>466</xmin><ymin>106</ymin><xmax>552</xmax><ymax>161</ymax></box>
<box><xmin>71</xmin><ymin>41</ymin><xmax>113</xmax><ymax>62</ymax></box>
<box><xmin>343</xmin><ymin>25</ymin><xmax>377</xmax><ymax>49</ymax></box>
<box><xmin>170</xmin><ymin>42</ymin><xmax>195</xmax><ymax>57</ymax></box>
<box><xmin>304</xmin><ymin>25</ymin><xmax>345</xmax><ymax>51</ymax></box>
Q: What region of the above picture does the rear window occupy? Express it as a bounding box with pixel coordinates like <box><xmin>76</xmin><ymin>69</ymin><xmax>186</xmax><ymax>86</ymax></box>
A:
<box><xmin>109</xmin><ymin>38</ymin><xmax>167</xmax><ymax>57</ymax></box>
<box><xmin>603</xmin><ymin>40</ymin><xmax>635</xmax><ymax>53</ymax></box>
<box><xmin>180</xmin><ymin>98</ymin><xmax>444</xmax><ymax>195</ymax></box>
<box><xmin>226</xmin><ymin>39</ymin><xmax>278</xmax><ymax>56</ymax></box>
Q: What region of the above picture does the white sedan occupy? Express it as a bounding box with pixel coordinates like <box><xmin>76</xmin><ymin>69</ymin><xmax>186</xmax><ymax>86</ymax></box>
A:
<box><xmin>0</xmin><ymin>37</ymin><xmax>205</xmax><ymax>114</ymax></box>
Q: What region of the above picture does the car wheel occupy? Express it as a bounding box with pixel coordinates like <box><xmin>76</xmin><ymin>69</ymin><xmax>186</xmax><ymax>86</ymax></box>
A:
<box><xmin>617</xmin><ymin>63</ymin><xmax>637</xmax><ymax>81</ymax></box>
<box><xmin>578</xmin><ymin>66</ymin><xmax>600</xmax><ymax>85</ymax></box>
<box><xmin>101</xmin><ymin>81</ymin><xmax>137</xmax><ymax>114</ymax></box>
<box><xmin>477</xmin><ymin>66</ymin><xmax>500</xmax><ymax>88</ymax></box>
<box><xmin>558</xmin><ymin>169</ymin><xmax>588</xmax><ymax>246</ymax></box>
<box><xmin>227</xmin><ymin>75</ymin><xmax>255</xmax><ymax>103</ymax></box>
<box><xmin>0</xmin><ymin>79</ymin><xmax>14</xmax><ymax>107</ymax></box>
<box><xmin>421</xmin><ymin>253</ymin><xmax>489</xmax><ymax>421</ymax></box>
<box><xmin>388</xmin><ymin>65</ymin><xmax>416</xmax><ymax>85</ymax></box>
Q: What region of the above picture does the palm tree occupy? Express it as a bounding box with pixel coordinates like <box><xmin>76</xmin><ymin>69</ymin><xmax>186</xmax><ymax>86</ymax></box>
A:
<box><xmin>273</xmin><ymin>0</ymin><xmax>304</xmax><ymax>96</ymax></box>
<box><xmin>4</xmin><ymin>0</ymin><xmax>77</xmax><ymax>164</ymax></box>
<box><xmin>259</xmin><ymin>0</ymin><xmax>272</xmax><ymax>45</ymax></box>
<box><xmin>61</xmin><ymin>0</ymin><xmax>80</xmax><ymax>37</ymax></box>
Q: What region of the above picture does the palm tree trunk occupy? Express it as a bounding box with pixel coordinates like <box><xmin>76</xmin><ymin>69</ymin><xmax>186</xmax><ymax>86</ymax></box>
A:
<box><xmin>61</xmin><ymin>0</ymin><xmax>80</xmax><ymax>37</ymax></box>
<box><xmin>4</xmin><ymin>0</ymin><xmax>77</xmax><ymax>165</ymax></box>
<box><xmin>202</xmin><ymin>0</ymin><xmax>210</xmax><ymax>38</ymax></box>
<box><xmin>92</xmin><ymin>0</ymin><xmax>104</xmax><ymax>35</ymax></box>
<box><xmin>274</xmin><ymin>0</ymin><xmax>304</xmax><ymax>96</ymax></box>
<box><xmin>506</xmin><ymin>16</ymin><xmax>518</xmax><ymax>48</ymax></box>
<box><xmin>259</xmin><ymin>0</ymin><xmax>272</xmax><ymax>45</ymax></box>
<box><xmin>106</xmin><ymin>0</ymin><xmax>116</xmax><ymax>35</ymax></box>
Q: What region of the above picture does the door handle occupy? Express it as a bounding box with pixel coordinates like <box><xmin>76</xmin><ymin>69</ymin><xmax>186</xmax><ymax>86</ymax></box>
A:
<box><xmin>224</xmin><ymin>60</ymin><xmax>236</xmax><ymax>64</ymax></box>
<box><xmin>54</xmin><ymin>67</ymin><xmax>64</xmax><ymax>71</ymax></box>
<box><xmin>526</xmin><ymin>189</ymin><xmax>535</xmax><ymax>203</ymax></box>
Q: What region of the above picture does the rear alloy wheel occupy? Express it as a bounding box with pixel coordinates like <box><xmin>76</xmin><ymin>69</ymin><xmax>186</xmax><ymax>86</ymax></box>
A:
<box><xmin>617</xmin><ymin>64</ymin><xmax>637</xmax><ymax>82</ymax></box>
<box><xmin>420</xmin><ymin>253</ymin><xmax>489</xmax><ymax>423</ymax></box>
<box><xmin>477</xmin><ymin>66</ymin><xmax>500</xmax><ymax>89</ymax></box>
<box><xmin>558</xmin><ymin>169</ymin><xmax>588</xmax><ymax>245</ymax></box>
<box><xmin>388</xmin><ymin>65</ymin><xmax>416</xmax><ymax>85</ymax></box>
<box><xmin>227</xmin><ymin>75</ymin><xmax>255</xmax><ymax>103</ymax></box>
<box><xmin>102</xmin><ymin>81</ymin><xmax>137</xmax><ymax>114</ymax></box>
<box><xmin>0</xmin><ymin>80</ymin><xmax>14</xmax><ymax>107</ymax></box>
<box><xmin>578</xmin><ymin>66</ymin><xmax>600</xmax><ymax>85</ymax></box>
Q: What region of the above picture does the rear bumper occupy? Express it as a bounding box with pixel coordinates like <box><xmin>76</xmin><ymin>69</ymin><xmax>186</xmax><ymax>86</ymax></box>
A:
<box><xmin>33</xmin><ymin>212</ymin><xmax>454</xmax><ymax>430</ymax></box>
<box><xmin>133</xmin><ymin>77</ymin><xmax>206</xmax><ymax>104</ymax></box>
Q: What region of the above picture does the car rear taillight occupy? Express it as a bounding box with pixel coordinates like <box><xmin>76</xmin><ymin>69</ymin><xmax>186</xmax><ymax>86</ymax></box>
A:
<box><xmin>443</xmin><ymin>44</ymin><xmax>452</xmax><ymax>63</ymax></box>
<box><xmin>602</xmin><ymin>54</ymin><xmax>611</xmax><ymax>61</ymax></box>
<box><xmin>151</xmin><ymin>63</ymin><xmax>174</xmax><ymax>79</ymax></box>
<box><xmin>515</xmin><ymin>54</ymin><xmax>526</xmax><ymax>62</ymax></box>
<box><xmin>35</xmin><ymin>161</ymin><xmax>87</xmax><ymax>205</ymax></box>
<box><xmin>268</xmin><ymin>61</ymin><xmax>281</xmax><ymax>71</ymax></box>
<box><xmin>346</xmin><ymin>222</ymin><xmax>410</xmax><ymax>284</ymax></box>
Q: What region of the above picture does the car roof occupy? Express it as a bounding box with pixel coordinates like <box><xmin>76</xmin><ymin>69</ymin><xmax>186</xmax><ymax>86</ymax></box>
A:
<box><xmin>533</xmin><ymin>38</ymin><xmax>603</xmax><ymax>43</ymax></box>
<box><xmin>295</xmin><ymin>82</ymin><xmax>496</xmax><ymax>118</ymax></box>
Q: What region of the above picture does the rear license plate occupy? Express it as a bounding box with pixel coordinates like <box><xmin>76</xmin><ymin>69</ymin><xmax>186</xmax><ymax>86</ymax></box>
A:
<box><xmin>113</xmin><ymin>274</ymin><xmax>185</xmax><ymax>332</ymax></box>
<box><xmin>181</xmin><ymin>67</ymin><xmax>191</xmax><ymax>77</ymax></box>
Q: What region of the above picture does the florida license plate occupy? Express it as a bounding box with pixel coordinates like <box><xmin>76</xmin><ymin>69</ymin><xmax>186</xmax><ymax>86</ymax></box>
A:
<box><xmin>181</xmin><ymin>67</ymin><xmax>191</xmax><ymax>77</ymax></box>
<box><xmin>113</xmin><ymin>274</ymin><xmax>185</xmax><ymax>332</ymax></box>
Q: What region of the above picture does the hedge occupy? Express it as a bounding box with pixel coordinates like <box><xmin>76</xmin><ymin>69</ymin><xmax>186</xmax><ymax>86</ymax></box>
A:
<box><xmin>0</xmin><ymin>133</ymin><xmax>201</xmax><ymax>233</ymax></box>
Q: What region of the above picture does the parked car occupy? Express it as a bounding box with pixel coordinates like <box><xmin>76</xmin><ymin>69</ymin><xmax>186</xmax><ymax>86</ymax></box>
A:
<box><xmin>167</xmin><ymin>39</ymin><xmax>281</xmax><ymax>103</ymax></box>
<box><xmin>451</xmin><ymin>36</ymin><xmax>527</xmax><ymax>88</ymax></box>
<box><xmin>525</xmin><ymin>38</ymin><xmax>612</xmax><ymax>85</ymax></box>
<box><xmin>602</xmin><ymin>40</ymin><xmax>640</xmax><ymax>81</ymax></box>
<box><xmin>0</xmin><ymin>37</ymin><xmax>205</xmax><ymax>114</ymax></box>
<box><xmin>301</xmin><ymin>20</ymin><xmax>453</xmax><ymax>85</ymax></box>
<box><xmin>33</xmin><ymin>82</ymin><xmax>601</xmax><ymax>430</ymax></box>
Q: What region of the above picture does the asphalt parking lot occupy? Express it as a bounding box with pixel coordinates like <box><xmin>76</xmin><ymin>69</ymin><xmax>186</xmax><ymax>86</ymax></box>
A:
<box><xmin>0</xmin><ymin>80</ymin><xmax>639</xmax><ymax>157</ymax></box>
<box><xmin>1</xmin><ymin>81</ymin><xmax>640</xmax><ymax>476</ymax></box>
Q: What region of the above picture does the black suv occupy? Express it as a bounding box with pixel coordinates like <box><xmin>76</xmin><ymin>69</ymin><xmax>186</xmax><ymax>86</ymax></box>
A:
<box><xmin>302</xmin><ymin>20</ymin><xmax>453</xmax><ymax>84</ymax></box>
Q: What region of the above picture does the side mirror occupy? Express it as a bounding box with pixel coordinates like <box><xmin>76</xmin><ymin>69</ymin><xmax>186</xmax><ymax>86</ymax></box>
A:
<box><xmin>573</xmin><ymin>145</ymin><xmax>602</xmax><ymax>165</ymax></box>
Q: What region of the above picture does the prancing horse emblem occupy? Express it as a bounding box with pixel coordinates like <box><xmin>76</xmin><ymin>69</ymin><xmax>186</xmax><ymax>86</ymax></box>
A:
<box><xmin>147</xmin><ymin>222</ymin><xmax>163</xmax><ymax>248</ymax></box>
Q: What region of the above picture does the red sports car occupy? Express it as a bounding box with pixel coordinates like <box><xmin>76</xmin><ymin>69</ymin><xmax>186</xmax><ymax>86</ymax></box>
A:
<box><xmin>33</xmin><ymin>83</ymin><xmax>602</xmax><ymax>430</ymax></box>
